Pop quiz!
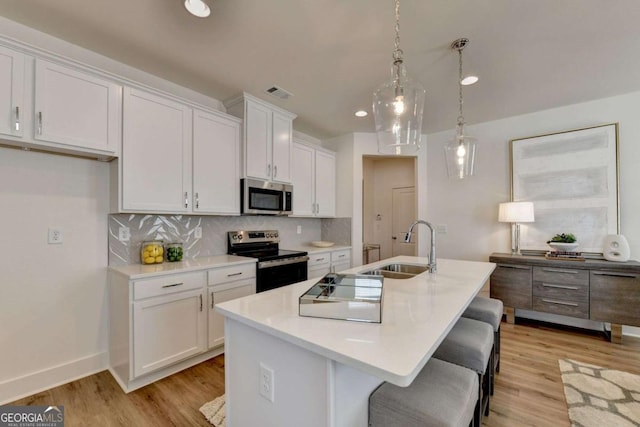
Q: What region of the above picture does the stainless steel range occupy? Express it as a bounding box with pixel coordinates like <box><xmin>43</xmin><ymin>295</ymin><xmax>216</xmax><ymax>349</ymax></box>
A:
<box><xmin>227</xmin><ymin>230</ymin><xmax>309</xmax><ymax>293</ymax></box>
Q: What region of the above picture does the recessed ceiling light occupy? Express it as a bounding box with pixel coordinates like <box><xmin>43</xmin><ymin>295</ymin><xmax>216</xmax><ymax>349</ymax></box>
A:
<box><xmin>184</xmin><ymin>0</ymin><xmax>210</xmax><ymax>18</ymax></box>
<box><xmin>355</xmin><ymin>110</ymin><xmax>368</xmax><ymax>117</ymax></box>
<box><xmin>460</xmin><ymin>75</ymin><xmax>479</xmax><ymax>86</ymax></box>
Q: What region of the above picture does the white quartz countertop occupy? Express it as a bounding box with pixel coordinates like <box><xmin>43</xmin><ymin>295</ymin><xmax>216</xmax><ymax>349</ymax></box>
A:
<box><xmin>216</xmin><ymin>256</ymin><xmax>496</xmax><ymax>387</ymax></box>
<box><xmin>109</xmin><ymin>255</ymin><xmax>256</xmax><ymax>280</ymax></box>
<box><xmin>289</xmin><ymin>244</ymin><xmax>351</xmax><ymax>254</ymax></box>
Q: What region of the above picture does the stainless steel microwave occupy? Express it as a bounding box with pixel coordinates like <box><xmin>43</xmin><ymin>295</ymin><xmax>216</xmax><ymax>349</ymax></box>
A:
<box><xmin>241</xmin><ymin>178</ymin><xmax>293</xmax><ymax>215</ymax></box>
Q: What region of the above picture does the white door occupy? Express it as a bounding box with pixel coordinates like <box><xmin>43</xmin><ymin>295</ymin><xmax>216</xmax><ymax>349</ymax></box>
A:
<box><xmin>244</xmin><ymin>99</ymin><xmax>271</xmax><ymax>180</ymax></box>
<box><xmin>193</xmin><ymin>109</ymin><xmax>240</xmax><ymax>214</ymax></box>
<box><xmin>122</xmin><ymin>87</ymin><xmax>192</xmax><ymax>212</ymax></box>
<box><xmin>208</xmin><ymin>280</ymin><xmax>255</xmax><ymax>349</ymax></box>
<box><xmin>315</xmin><ymin>150</ymin><xmax>336</xmax><ymax>217</ymax></box>
<box><xmin>133</xmin><ymin>288</ymin><xmax>206</xmax><ymax>378</ymax></box>
<box><xmin>34</xmin><ymin>58</ymin><xmax>120</xmax><ymax>153</ymax></box>
<box><xmin>392</xmin><ymin>187</ymin><xmax>416</xmax><ymax>256</ymax></box>
<box><xmin>271</xmin><ymin>110</ymin><xmax>292</xmax><ymax>183</ymax></box>
<box><xmin>291</xmin><ymin>142</ymin><xmax>315</xmax><ymax>216</ymax></box>
<box><xmin>0</xmin><ymin>45</ymin><xmax>24</xmax><ymax>138</ymax></box>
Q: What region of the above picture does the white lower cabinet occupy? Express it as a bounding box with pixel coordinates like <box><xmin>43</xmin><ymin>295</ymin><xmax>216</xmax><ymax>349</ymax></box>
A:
<box><xmin>108</xmin><ymin>260</ymin><xmax>256</xmax><ymax>392</ymax></box>
<box><xmin>308</xmin><ymin>248</ymin><xmax>352</xmax><ymax>279</ymax></box>
<box><xmin>331</xmin><ymin>249</ymin><xmax>351</xmax><ymax>273</ymax></box>
<box><xmin>207</xmin><ymin>263</ymin><xmax>256</xmax><ymax>349</ymax></box>
<box><xmin>133</xmin><ymin>287</ymin><xmax>206</xmax><ymax>378</ymax></box>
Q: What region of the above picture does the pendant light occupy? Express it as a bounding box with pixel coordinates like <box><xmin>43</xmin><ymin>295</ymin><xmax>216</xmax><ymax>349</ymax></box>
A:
<box><xmin>444</xmin><ymin>38</ymin><xmax>477</xmax><ymax>179</ymax></box>
<box><xmin>372</xmin><ymin>0</ymin><xmax>425</xmax><ymax>155</ymax></box>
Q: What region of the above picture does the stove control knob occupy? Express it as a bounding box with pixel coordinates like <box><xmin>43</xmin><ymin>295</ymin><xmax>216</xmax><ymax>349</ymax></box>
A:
<box><xmin>238</xmin><ymin>234</ymin><xmax>243</xmax><ymax>240</ymax></box>
<box><xmin>274</xmin><ymin>233</ymin><xmax>279</xmax><ymax>238</ymax></box>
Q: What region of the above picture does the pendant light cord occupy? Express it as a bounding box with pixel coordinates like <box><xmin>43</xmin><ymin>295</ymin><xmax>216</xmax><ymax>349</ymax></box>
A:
<box><xmin>458</xmin><ymin>47</ymin><xmax>465</xmax><ymax>126</ymax></box>
<box><xmin>393</xmin><ymin>0</ymin><xmax>403</xmax><ymax>63</ymax></box>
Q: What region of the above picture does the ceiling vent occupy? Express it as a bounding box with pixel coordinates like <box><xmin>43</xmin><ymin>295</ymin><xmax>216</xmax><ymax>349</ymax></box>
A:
<box><xmin>265</xmin><ymin>86</ymin><xmax>293</xmax><ymax>100</ymax></box>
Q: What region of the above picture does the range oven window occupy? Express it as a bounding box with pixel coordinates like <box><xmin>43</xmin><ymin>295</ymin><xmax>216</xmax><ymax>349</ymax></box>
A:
<box><xmin>257</xmin><ymin>259</ymin><xmax>308</xmax><ymax>293</ymax></box>
<box><xmin>249</xmin><ymin>187</ymin><xmax>283</xmax><ymax>212</ymax></box>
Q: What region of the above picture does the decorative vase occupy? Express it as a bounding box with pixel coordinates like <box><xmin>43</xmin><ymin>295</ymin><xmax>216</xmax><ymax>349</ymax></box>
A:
<box><xmin>602</xmin><ymin>235</ymin><xmax>630</xmax><ymax>262</ymax></box>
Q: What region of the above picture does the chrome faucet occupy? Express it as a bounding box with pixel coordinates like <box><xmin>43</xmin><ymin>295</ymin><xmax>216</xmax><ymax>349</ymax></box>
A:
<box><xmin>404</xmin><ymin>220</ymin><xmax>437</xmax><ymax>273</ymax></box>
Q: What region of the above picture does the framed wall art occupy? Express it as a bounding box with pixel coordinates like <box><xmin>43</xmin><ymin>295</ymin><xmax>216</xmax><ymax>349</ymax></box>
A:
<box><xmin>510</xmin><ymin>123</ymin><xmax>620</xmax><ymax>254</ymax></box>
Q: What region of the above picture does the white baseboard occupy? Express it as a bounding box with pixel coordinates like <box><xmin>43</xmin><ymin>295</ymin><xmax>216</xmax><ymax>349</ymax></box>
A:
<box><xmin>0</xmin><ymin>351</ymin><xmax>108</xmax><ymax>405</ymax></box>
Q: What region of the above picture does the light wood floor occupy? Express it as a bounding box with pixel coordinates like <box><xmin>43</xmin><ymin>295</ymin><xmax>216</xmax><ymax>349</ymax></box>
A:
<box><xmin>11</xmin><ymin>320</ymin><xmax>640</xmax><ymax>426</ymax></box>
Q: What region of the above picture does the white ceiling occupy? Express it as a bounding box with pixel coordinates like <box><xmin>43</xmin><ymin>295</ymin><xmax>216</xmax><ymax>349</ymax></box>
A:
<box><xmin>1</xmin><ymin>0</ymin><xmax>639</xmax><ymax>139</ymax></box>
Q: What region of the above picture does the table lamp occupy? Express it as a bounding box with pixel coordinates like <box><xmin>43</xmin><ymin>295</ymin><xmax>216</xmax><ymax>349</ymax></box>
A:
<box><xmin>499</xmin><ymin>202</ymin><xmax>535</xmax><ymax>255</ymax></box>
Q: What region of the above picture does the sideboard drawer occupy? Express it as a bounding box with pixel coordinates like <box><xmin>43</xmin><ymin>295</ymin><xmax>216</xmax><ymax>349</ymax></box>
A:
<box><xmin>533</xmin><ymin>266</ymin><xmax>588</xmax><ymax>286</ymax></box>
<box><xmin>590</xmin><ymin>270</ymin><xmax>640</xmax><ymax>326</ymax></box>
<box><xmin>490</xmin><ymin>263</ymin><xmax>532</xmax><ymax>309</ymax></box>
<box><xmin>533</xmin><ymin>296</ymin><xmax>589</xmax><ymax>319</ymax></box>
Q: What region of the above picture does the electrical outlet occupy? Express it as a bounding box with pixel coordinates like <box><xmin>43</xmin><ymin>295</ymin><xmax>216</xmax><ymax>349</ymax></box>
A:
<box><xmin>118</xmin><ymin>227</ymin><xmax>131</xmax><ymax>242</ymax></box>
<box><xmin>296</xmin><ymin>225</ymin><xmax>302</xmax><ymax>234</ymax></box>
<box><xmin>259</xmin><ymin>363</ymin><xmax>274</xmax><ymax>402</ymax></box>
<box><xmin>194</xmin><ymin>226</ymin><xmax>203</xmax><ymax>239</ymax></box>
<box><xmin>48</xmin><ymin>228</ymin><xmax>63</xmax><ymax>244</ymax></box>
<box><xmin>436</xmin><ymin>224</ymin><xmax>448</xmax><ymax>234</ymax></box>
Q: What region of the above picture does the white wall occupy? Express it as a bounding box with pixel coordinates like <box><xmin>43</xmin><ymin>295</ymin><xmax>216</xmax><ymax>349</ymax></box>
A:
<box><xmin>426</xmin><ymin>90</ymin><xmax>640</xmax><ymax>262</ymax></box>
<box><xmin>325</xmin><ymin>133</ymin><xmax>428</xmax><ymax>266</ymax></box>
<box><xmin>0</xmin><ymin>148</ymin><xmax>110</xmax><ymax>403</ymax></box>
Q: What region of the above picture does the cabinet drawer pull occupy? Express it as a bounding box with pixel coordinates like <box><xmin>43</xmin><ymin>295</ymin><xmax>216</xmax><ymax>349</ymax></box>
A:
<box><xmin>162</xmin><ymin>282</ymin><xmax>184</xmax><ymax>288</ymax></box>
<box><xmin>542</xmin><ymin>268</ymin><xmax>579</xmax><ymax>274</ymax></box>
<box><xmin>497</xmin><ymin>264</ymin><xmax>529</xmax><ymax>270</ymax></box>
<box><xmin>211</xmin><ymin>291</ymin><xmax>214</xmax><ymax>309</ymax></box>
<box><xmin>592</xmin><ymin>271</ymin><xmax>638</xmax><ymax>278</ymax></box>
<box><xmin>227</xmin><ymin>272</ymin><xmax>243</xmax><ymax>277</ymax></box>
<box><xmin>542</xmin><ymin>298</ymin><xmax>578</xmax><ymax>307</ymax></box>
<box><xmin>15</xmin><ymin>106</ymin><xmax>20</xmax><ymax>131</ymax></box>
<box><xmin>338</xmin><ymin>255</ymin><xmax>345</xmax><ymax>258</ymax></box>
<box><xmin>316</xmin><ymin>258</ymin><xmax>325</xmax><ymax>262</ymax></box>
<box><xmin>542</xmin><ymin>283</ymin><xmax>579</xmax><ymax>290</ymax></box>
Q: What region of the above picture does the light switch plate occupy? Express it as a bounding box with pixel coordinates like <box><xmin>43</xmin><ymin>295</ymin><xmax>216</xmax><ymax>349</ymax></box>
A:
<box><xmin>118</xmin><ymin>227</ymin><xmax>131</xmax><ymax>242</ymax></box>
<box><xmin>194</xmin><ymin>226</ymin><xmax>202</xmax><ymax>239</ymax></box>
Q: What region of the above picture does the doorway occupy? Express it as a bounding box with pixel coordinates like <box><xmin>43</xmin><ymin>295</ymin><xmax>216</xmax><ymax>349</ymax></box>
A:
<box><xmin>362</xmin><ymin>156</ymin><xmax>417</xmax><ymax>262</ymax></box>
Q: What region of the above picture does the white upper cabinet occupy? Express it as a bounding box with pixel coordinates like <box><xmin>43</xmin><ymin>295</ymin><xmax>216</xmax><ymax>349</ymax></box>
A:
<box><xmin>225</xmin><ymin>93</ymin><xmax>296</xmax><ymax>184</ymax></box>
<box><xmin>291</xmin><ymin>140</ymin><xmax>336</xmax><ymax>217</ymax></box>
<box><xmin>193</xmin><ymin>109</ymin><xmax>241</xmax><ymax>214</ymax></box>
<box><xmin>121</xmin><ymin>87</ymin><xmax>192</xmax><ymax>213</ymax></box>
<box><xmin>0</xmin><ymin>45</ymin><xmax>25</xmax><ymax>139</ymax></box>
<box><xmin>34</xmin><ymin>58</ymin><xmax>121</xmax><ymax>155</ymax></box>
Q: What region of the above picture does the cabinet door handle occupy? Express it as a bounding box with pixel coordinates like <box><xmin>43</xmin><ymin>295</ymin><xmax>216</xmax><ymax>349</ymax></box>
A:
<box><xmin>542</xmin><ymin>283</ymin><xmax>579</xmax><ymax>290</ymax></box>
<box><xmin>498</xmin><ymin>264</ymin><xmax>529</xmax><ymax>270</ymax></box>
<box><xmin>267</xmin><ymin>164</ymin><xmax>271</xmax><ymax>177</ymax></box>
<box><xmin>542</xmin><ymin>298</ymin><xmax>578</xmax><ymax>307</ymax></box>
<box><xmin>184</xmin><ymin>192</ymin><xmax>189</xmax><ymax>209</ymax></box>
<box><xmin>273</xmin><ymin>165</ymin><xmax>278</xmax><ymax>178</ymax></box>
<box><xmin>211</xmin><ymin>291</ymin><xmax>214</xmax><ymax>309</ymax></box>
<box><xmin>162</xmin><ymin>282</ymin><xmax>184</xmax><ymax>288</ymax></box>
<box><xmin>195</xmin><ymin>192</ymin><xmax>199</xmax><ymax>209</ymax></box>
<box><xmin>542</xmin><ymin>268</ymin><xmax>579</xmax><ymax>274</ymax></box>
<box><xmin>200</xmin><ymin>294</ymin><xmax>203</xmax><ymax>312</ymax></box>
<box><xmin>37</xmin><ymin>111</ymin><xmax>43</xmax><ymax>135</ymax></box>
<box><xmin>14</xmin><ymin>106</ymin><xmax>20</xmax><ymax>131</ymax></box>
<box><xmin>227</xmin><ymin>272</ymin><xmax>243</xmax><ymax>277</ymax></box>
<box><xmin>592</xmin><ymin>271</ymin><xmax>638</xmax><ymax>278</ymax></box>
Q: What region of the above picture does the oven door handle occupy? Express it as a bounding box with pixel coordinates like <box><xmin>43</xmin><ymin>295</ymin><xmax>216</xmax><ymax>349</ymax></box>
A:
<box><xmin>258</xmin><ymin>256</ymin><xmax>309</xmax><ymax>269</ymax></box>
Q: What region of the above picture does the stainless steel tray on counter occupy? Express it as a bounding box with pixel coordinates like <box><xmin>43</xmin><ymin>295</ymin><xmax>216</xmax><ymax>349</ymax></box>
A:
<box><xmin>299</xmin><ymin>273</ymin><xmax>383</xmax><ymax>323</ymax></box>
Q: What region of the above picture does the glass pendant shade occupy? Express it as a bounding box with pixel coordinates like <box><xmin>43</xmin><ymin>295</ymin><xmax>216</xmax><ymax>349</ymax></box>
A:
<box><xmin>444</xmin><ymin>122</ymin><xmax>476</xmax><ymax>179</ymax></box>
<box><xmin>373</xmin><ymin>61</ymin><xmax>426</xmax><ymax>155</ymax></box>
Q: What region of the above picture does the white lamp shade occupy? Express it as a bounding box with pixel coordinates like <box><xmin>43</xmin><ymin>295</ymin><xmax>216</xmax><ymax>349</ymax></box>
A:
<box><xmin>499</xmin><ymin>202</ymin><xmax>534</xmax><ymax>223</ymax></box>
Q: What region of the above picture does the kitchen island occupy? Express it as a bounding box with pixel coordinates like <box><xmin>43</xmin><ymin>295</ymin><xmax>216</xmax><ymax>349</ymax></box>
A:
<box><xmin>216</xmin><ymin>256</ymin><xmax>496</xmax><ymax>427</ymax></box>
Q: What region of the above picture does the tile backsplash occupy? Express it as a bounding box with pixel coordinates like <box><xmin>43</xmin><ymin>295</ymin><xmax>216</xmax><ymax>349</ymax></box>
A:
<box><xmin>109</xmin><ymin>214</ymin><xmax>351</xmax><ymax>266</ymax></box>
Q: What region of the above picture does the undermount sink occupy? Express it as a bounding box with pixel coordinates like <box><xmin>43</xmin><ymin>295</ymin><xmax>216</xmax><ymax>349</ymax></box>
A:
<box><xmin>359</xmin><ymin>263</ymin><xmax>430</xmax><ymax>279</ymax></box>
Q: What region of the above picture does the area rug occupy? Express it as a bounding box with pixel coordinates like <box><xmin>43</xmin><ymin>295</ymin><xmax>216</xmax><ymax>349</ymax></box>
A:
<box><xmin>559</xmin><ymin>359</ymin><xmax>640</xmax><ymax>427</ymax></box>
<box><xmin>199</xmin><ymin>394</ymin><xmax>226</xmax><ymax>427</ymax></box>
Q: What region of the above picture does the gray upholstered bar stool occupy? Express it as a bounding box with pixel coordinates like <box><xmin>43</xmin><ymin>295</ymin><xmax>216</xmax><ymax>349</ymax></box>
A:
<box><xmin>369</xmin><ymin>358</ymin><xmax>478</xmax><ymax>427</ymax></box>
<box><xmin>433</xmin><ymin>317</ymin><xmax>494</xmax><ymax>425</ymax></box>
<box><xmin>463</xmin><ymin>296</ymin><xmax>503</xmax><ymax>394</ymax></box>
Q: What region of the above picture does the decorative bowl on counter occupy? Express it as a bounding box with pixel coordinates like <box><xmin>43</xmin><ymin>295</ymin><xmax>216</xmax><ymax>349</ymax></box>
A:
<box><xmin>141</xmin><ymin>240</ymin><xmax>164</xmax><ymax>265</ymax></box>
<box><xmin>547</xmin><ymin>242</ymin><xmax>579</xmax><ymax>252</ymax></box>
<box><xmin>311</xmin><ymin>241</ymin><xmax>335</xmax><ymax>248</ymax></box>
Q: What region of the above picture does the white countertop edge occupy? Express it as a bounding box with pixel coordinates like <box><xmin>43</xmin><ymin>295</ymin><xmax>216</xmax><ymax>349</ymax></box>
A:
<box><xmin>108</xmin><ymin>255</ymin><xmax>257</xmax><ymax>280</ymax></box>
<box><xmin>217</xmin><ymin>257</ymin><xmax>496</xmax><ymax>387</ymax></box>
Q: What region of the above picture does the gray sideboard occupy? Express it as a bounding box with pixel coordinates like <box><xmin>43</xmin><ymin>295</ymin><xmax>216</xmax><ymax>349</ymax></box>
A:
<box><xmin>489</xmin><ymin>253</ymin><xmax>640</xmax><ymax>343</ymax></box>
